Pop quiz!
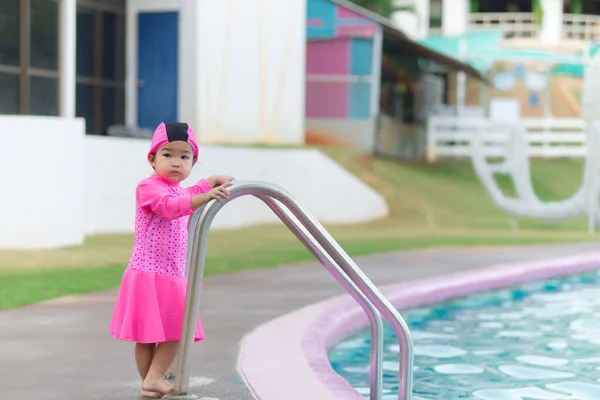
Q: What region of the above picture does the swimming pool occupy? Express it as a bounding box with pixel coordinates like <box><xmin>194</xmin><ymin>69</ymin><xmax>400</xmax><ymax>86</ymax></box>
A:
<box><xmin>329</xmin><ymin>270</ymin><xmax>600</xmax><ymax>399</ymax></box>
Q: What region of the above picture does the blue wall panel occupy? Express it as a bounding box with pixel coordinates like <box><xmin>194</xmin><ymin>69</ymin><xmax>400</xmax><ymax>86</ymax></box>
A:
<box><xmin>350</xmin><ymin>38</ymin><xmax>373</xmax><ymax>75</ymax></box>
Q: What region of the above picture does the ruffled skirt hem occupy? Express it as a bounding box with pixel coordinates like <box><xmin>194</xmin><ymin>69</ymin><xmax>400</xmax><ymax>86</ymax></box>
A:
<box><xmin>109</xmin><ymin>268</ymin><xmax>205</xmax><ymax>343</ymax></box>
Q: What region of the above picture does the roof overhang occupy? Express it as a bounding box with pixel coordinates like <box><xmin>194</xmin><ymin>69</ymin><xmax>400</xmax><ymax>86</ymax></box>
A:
<box><xmin>328</xmin><ymin>0</ymin><xmax>487</xmax><ymax>82</ymax></box>
<box><xmin>382</xmin><ymin>27</ymin><xmax>487</xmax><ymax>81</ymax></box>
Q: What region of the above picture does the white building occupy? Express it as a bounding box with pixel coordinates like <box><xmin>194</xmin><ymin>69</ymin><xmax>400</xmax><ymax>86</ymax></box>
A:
<box><xmin>0</xmin><ymin>0</ymin><xmax>484</xmax><ymax>250</ymax></box>
<box><xmin>394</xmin><ymin>0</ymin><xmax>599</xmax><ymax>45</ymax></box>
<box><xmin>0</xmin><ymin>0</ymin><xmax>306</xmax><ymax>144</ymax></box>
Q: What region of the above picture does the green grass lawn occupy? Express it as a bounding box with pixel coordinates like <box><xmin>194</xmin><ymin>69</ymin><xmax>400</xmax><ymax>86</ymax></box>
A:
<box><xmin>0</xmin><ymin>148</ymin><xmax>597</xmax><ymax>309</ymax></box>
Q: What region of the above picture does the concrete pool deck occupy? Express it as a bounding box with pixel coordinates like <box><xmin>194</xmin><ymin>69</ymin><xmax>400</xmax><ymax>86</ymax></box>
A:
<box><xmin>1</xmin><ymin>242</ymin><xmax>599</xmax><ymax>400</ymax></box>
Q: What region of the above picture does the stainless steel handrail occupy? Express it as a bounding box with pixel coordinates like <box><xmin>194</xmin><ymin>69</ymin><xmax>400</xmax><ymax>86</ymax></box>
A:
<box><xmin>183</xmin><ymin>194</ymin><xmax>384</xmax><ymax>399</ymax></box>
<box><xmin>257</xmin><ymin>195</ymin><xmax>385</xmax><ymax>399</ymax></box>
<box><xmin>165</xmin><ymin>181</ymin><xmax>414</xmax><ymax>400</ymax></box>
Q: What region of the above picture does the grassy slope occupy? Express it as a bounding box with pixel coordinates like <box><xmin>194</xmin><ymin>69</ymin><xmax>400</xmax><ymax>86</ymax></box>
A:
<box><xmin>0</xmin><ymin>148</ymin><xmax>596</xmax><ymax>309</ymax></box>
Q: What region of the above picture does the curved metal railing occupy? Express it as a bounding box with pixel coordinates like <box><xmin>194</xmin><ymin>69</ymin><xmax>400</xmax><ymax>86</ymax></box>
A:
<box><xmin>165</xmin><ymin>181</ymin><xmax>414</xmax><ymax>400</ymax></box>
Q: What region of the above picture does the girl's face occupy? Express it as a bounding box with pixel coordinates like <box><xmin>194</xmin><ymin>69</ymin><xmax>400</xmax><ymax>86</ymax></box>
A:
<box><xmin>149</xmin><ymin>141</ymin><xmax>197</xmax><ymax>183</ymax></box>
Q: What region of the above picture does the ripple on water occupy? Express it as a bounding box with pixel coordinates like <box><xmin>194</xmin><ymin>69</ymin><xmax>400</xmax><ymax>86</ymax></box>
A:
<box><xmin>498</xmin><ymin>365</ymin><xmax>575</xmax><ymax>380</ymax></box>
<box><xmin>329</xmin><ymin>270</ymin><xmax>600</xmax><ymax>399</ymax></box>
<box><xmin>574</xmin><ymin>357</ymin><xmax>600</xmax><ymax>364</ymax></box>
<box><xmin>382</xmin><ymin>361</ymin><xmax>399</xmax><ymax>372</ymax></box>
<box><xmin>570</xmin><ymin>318</ymin><xmax>600</xmax><ymax>332</ymax></box>
<box><xmin>410</xmin><ymin>330</ymin><xmax>458</xmax><ymax>341</ymax></box>
<box><xmin>546</xmin><ymin>341</ymin><xmax>569</xmax><ymax>351</ymax></box>
<box><xmin>496</xmin><ymin>330</ymin><xmax>544</xmax><ymax>339</ymax></box>
<box><xmin>546</xmin><ymin>381</ymin><xmax>600</xmax><ymax>398</ymax></box>
<box><xmin>413</xmin><ymin>345</ymin><xmax>467</xmax><ymax>358</ymax></box>
<box><xmin>433</xmin><ymin>363</ymin><xmax>485</xmax><ymax>374</ymax></box>
<box><xmin>515</xmin><ymin>355</ymin><xmax>569</xmax><ymax>367</ymax></box>
<box><xmin>479</xmin><ymin>321</ymin><xmax>505</xmax><ymax>329</ymax></box>
<box><xmin>334</xmin><ymin>337</ymin><xmax>369</xmax><ymax>349</ymax></box>
<box><xmin>473</xmin><ymin>349</ymin><xmax>505</xmax><ymax>356</ymax></box>
<box><xmin>342</xmin><ymin>365</ymin><xmax>370</xmax><ymax>374</ymax></box>
<box><xmin>473</xmin><ymin>386</ymin><xmax>577</xmax><ymax>400</ymax></box>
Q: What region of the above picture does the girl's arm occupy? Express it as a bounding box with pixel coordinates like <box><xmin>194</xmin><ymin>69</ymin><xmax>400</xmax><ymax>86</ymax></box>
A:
<box><xmin>191</xmin><ymin>182</ymin><xmax>233</xmax><ymax>210</ymax></box>
<box><xmin>207</xmin><ymin>175</ymin><xmax>235</xmax><ymax>187</ymax></box>
<box><xmin>137</xmin><ymin>179</ymin><xmax>197</xmax><ymax>220</ymax></box>
<box><xmin>186</xmin><ymin>179</ymin><xmax>213</xmax><ymax>196</ymax></box>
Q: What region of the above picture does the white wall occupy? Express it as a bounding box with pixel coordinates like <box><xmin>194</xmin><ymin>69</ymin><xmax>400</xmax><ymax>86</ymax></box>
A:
<box><xmin>193</xmin><ymin>0</ymin><xmax>306</xmax><ymax>145</ymax></box>
<box><xmin>2</xmin><ymin>117</ymin><xmax>388</xmax><ymax>249</ymax></box>
<box><xmin>126</xmin><ymin>0</ymin><xmax>306</xmax><ymax>146</ymax></box>
<box><xmin>0</xmin><ymin>116</ymin><xmax>86</xmax><ymax>250</ymax></box>
<box><xmin>540</xmin><ymin>0</ymin><xmax>564</xmax><ymax>44</ymax></box>
<box><xmin>85</xmin><ymin>136</ymin><xmax>389</xmax><ymax>234</ymax></box>
<box><xmin>442</xmin><ymin>0</ymin><xmax>468</xmax><ymax>36</ymax></box>
<box><xmin>306</xmin><ymin>119</ymin><xmax>377</xmax><ymax>154</ymax></box>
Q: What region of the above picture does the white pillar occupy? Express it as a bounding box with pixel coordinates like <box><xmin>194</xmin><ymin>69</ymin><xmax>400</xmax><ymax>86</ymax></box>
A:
<box><xmin>59</xmin><ymin>0</ymin><xmax>76</xmax><ymax>118</ymax></box>
<box><xmin>370</xmin><ymin>25</ymin><xmax>383</xmax><ymax>117</ymax></box>
<box><xmin>442</xmin><ymin>0</ymin><xmax>468</xmax><ymax>36</ymax></box>
<box><xmin>456</xmin><ymin>39</ymin><xmax>467</xmax><ymax>116</ymax></box>
<box><xmin>415</xmin><ymin>0</ymin><xmax>430</xmax><ymax>38</ymax></box>
<box><xmin>391</xmin><ymin>0</ymin><xmax>429</xmax><ymax>39</ymax></box>
<box><xmin>540</xmin><ymin>0</ymin><xmax>564</xmax><ymax>44</ymax></box>
<box><xmin>179</xmin><ymin>0</ymin><xmax>200</xmax><ymax>131</ymax></box>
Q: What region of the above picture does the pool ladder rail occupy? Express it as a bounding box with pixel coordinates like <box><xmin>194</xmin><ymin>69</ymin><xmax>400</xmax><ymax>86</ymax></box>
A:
<box><xmin>163</xmin><ymin>180</ymin><xmax>415</xmax><ymax>400</ymax></box>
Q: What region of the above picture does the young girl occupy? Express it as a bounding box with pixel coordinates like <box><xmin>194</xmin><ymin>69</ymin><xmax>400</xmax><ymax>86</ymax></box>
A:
<box><xmin>110</xmin><ymin>121</ymin><xmax>234</xmax><ymax>398</ymax></box>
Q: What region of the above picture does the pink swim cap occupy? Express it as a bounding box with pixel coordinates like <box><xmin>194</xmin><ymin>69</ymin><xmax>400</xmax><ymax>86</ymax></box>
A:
<box><xmin>148</xmin><ymin>122</ymin><xmax>199</xmax><ymax>159</ymax></box>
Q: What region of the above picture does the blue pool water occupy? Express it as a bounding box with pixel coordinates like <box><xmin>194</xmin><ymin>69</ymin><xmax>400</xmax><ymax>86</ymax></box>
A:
<box><xmin>329</xmin><ymin>270</ymin><xmax>600</xmax><ymax>399</ymax></box>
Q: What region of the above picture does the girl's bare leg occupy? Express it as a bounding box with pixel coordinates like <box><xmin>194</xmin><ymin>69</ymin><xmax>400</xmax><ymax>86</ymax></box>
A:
<box><xmin>135</xmin><ymin>343</ymin><xmax>156</xmax><ymax>379</ymax></box>
<box><xmin>142</xmin><ymin>341</ymin><xmax>179</xmax><ymax>395</ymax></box>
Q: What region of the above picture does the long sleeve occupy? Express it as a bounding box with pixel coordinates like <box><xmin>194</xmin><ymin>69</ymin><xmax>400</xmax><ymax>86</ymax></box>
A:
<box><xmin>137</xmin><ymin>179</ymin><xmax>194</xmax><ymax>220</ymax></box>
<box><xmin>186</xmin><ymin>179</ymin><xmax>213</xmax><ymax>195</ymax></box>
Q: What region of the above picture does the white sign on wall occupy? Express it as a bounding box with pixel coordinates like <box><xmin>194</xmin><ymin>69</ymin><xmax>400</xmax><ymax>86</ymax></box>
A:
<box><xmin>489</xmin><ymin>98</ymin><xmax>521</xmax><ymax>123</ymax></box>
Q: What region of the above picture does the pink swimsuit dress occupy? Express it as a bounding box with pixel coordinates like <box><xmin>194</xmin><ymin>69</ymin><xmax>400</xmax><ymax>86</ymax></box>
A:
<box><xmin>109</xmin><ymin>173</ymin><xmax>212</xmax><ymax>343</ymax></box>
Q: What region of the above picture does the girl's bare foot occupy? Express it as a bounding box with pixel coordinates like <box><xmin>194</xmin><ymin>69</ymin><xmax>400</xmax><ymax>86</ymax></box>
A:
<box><xmin>140</xmin><ymin>389</ymin><xmax>162</xmax><ymax>399</ymax></box>
<box><xmin>142</xmin><ymin>375</ymin><xmax>174</xmax><ymax>396</ymax></box>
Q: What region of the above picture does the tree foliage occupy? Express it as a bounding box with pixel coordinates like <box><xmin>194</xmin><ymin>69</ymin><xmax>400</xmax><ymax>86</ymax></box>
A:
<box><xmin>348</xmin><ymin>0</ymin><xmax>416</xmax><ymax>19</ymax></box>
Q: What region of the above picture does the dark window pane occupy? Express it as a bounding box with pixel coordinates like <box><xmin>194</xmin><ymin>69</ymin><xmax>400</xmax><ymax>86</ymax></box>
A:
<box><xmin>30</xmin><ymin>0</ymin><xmax>58</xmax><ymax>70</ymax></box>
<box><xmin>116</xmin><ymin>88</ymin><xmax>125</xmax><ymax>123</ymax></box>
<box><xmin>101</xmin><ymin>86</ymin><xmax>123</xmax><ymax>133</ymax></box>
<box><xmin>29</xmin><ymin>76</ymin><xmax>58</xmax><ymax>115</ymax></box>
<box><xmin>102</xmin><ymin>12</ymin><xmax>117</xmax><ymax>80</ymax></box>
<box><xmin>0</xmin><ymin>0</ymin><xmax>19</xmax><ymax>66</ymax></box>
<box><xmin>76</xmin><ymin>83</ymin><xmax>94</xmax><ymax>133</ymax></box>
<box><xmin>118</xmin><ymin>16</ymin><xmax>125</xmax><ymax>81</ymax></box>
<box><xmin>77</xmin><ymin>7</ymin><xmax>95</xmax><ymax>77</ymax></box>
<box><xmin>0</xmin><ymin>73</ymin><xmax>19</xmax><ymax>114</ymax></box>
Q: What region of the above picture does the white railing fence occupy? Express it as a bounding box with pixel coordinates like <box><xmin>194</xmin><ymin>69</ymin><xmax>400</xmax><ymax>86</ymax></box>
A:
<box><xmin>468</xmin><ymin>12</ymin><xmax>600</xmax><ymax>41</ymax></box>
<box><xmin>426</xmin><ymin>116</ymin><xmax>585</xmax><ymax>162</ymax></box>
<box><xmin>469</xmin><ymin>12</ymin><xmax>538</xmax><ymax>38</ymax></box>
<box><xmin>563</xmin><ymin>13</ymin><xmax>600</xmax><ymax>42</ymax></box>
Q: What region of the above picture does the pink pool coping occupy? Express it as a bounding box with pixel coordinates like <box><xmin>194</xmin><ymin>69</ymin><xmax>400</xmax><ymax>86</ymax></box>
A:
<box><xmin>237</xmin><ymin>251</ymin><xmax>600</xmax><ymax>400</ymax></box>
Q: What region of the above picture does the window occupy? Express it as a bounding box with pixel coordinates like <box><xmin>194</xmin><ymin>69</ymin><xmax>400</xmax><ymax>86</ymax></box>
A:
<box><xmin>0</xmin><ymin>0</ymin><xmax>19</xmax><ymax>66</ymax></box>
<box><xmin>74</xmin><ymin>8</ymin><xmax>125</xmax><ymax>134</ymax></box>
<box><xmin>30</xmin><ymin>0</ymin><xmax>58</xmax><ymax>71</ymax></box>
<box><xmin>0</xmin><ymin>0</ymin><xmax>60</xmax><ymax>116</ymax></box>
<box><xmin>0</xmin><ymin>73</ymin><xmax>19</xmax><ymax>114</ymax></box>
<box><xmin>29</xmin><ymin>76</ymin><xmax>58</xmax><ymax>115</ymax></box>
<box><xmin>102</xmin><ymin>12</ymin><xmax>117</xmax><ymax>80</ymax></box>
<box><xmin>76</xmin><ymin>83</ymin><xmax>94</xmax><ymax>133</ymax></box>
<box><xmin>0</xmin><ymin>0</ymin><xmax>20</xmax><ymax>114</ymax></box>
<box><xmin>0</xmin><ymin>0</ymin><xmax>125</xmax><ymax>133</ymax></box>
<box><xmin>77</xmin><ymin>7</ymin><xmax>95</xmax><ymax>78</ymax></box>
